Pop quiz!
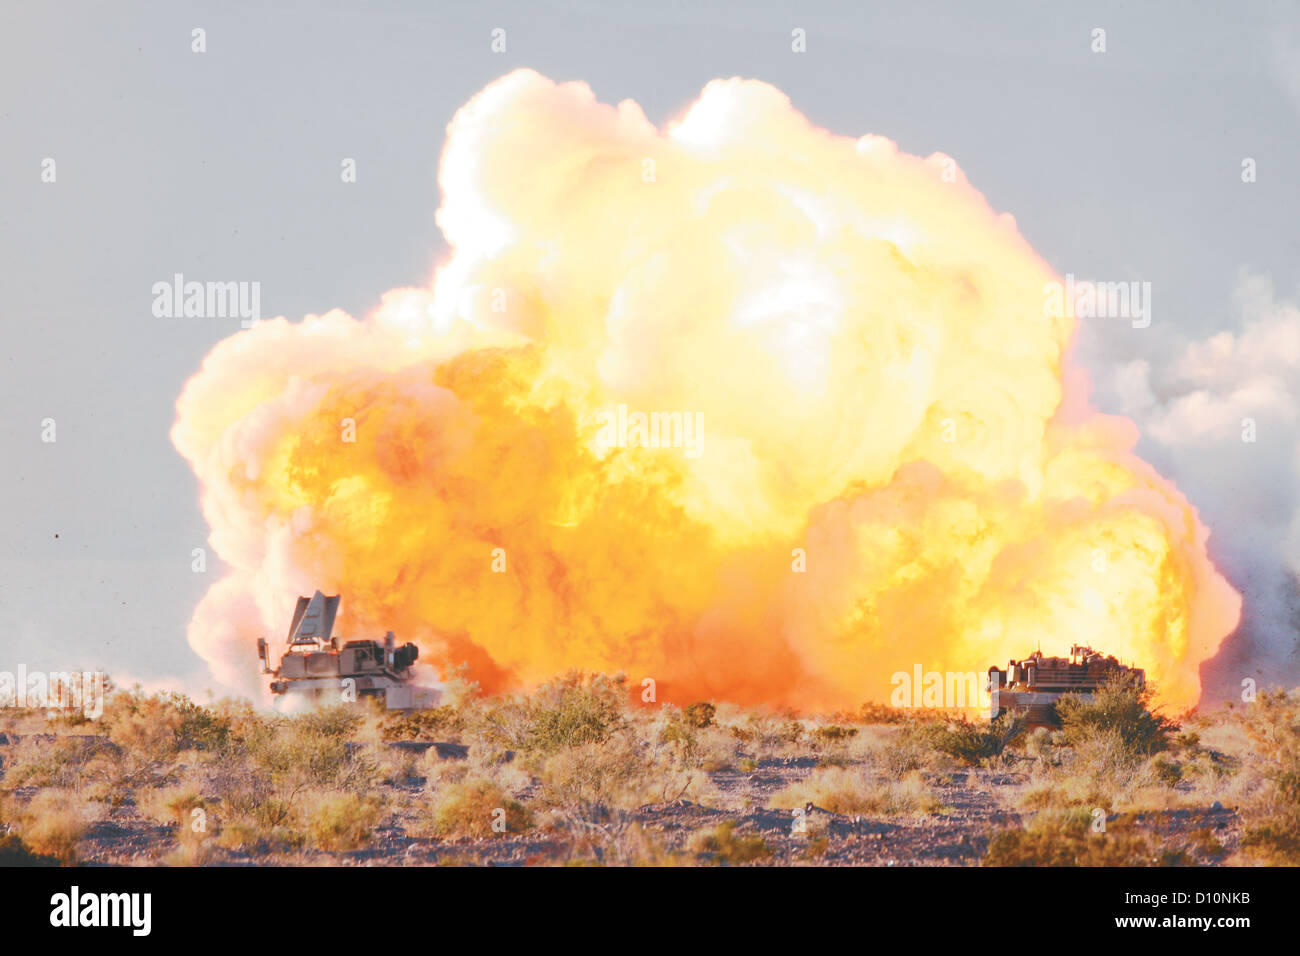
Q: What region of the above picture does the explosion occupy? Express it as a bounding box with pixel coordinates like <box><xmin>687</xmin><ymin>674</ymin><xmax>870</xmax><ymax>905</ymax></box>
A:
<box><xmin>172</xmin><ymin>69</ymin><xmax>1240</xmax><ymax>712</ymax></box>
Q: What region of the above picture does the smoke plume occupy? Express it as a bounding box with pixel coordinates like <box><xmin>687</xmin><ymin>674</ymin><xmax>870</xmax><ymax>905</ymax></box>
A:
<box><xmin>172</xmin><ymin>70</ymin><xmax>1240</xmax><ymax>710</ymax></box>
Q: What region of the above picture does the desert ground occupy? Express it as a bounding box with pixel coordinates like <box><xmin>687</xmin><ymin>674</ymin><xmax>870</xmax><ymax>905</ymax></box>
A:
<box><xmin>1</xmin><ymin>675</ymin><xmax>1296</xmax><ymax>867</ymax></box>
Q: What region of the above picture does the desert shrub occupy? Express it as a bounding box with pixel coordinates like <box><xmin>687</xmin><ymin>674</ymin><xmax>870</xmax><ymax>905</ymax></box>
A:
<box><xmin>205</xmin><ymin>706</ymin><xmax>371</xmax><ymax>847</ymax></box>
<box><xmin>814</xmin><ymin>725</ymin><xmax>858</xmax><ymax>744</ymax></box>
<box><xmin>103</xmin><ymin>689</ymin><xmax>185</xmax><ymax>762</ymax></box>
<box><xmin>297</xmin><ymin>703</ymin><xmax>364</xmax><ymax>741</ymax></box>
<box><xmin>985</xmin><ymin>809</ymin><xmax>1186</xmax><ymax>867</ymax></box>
<box><xmin>0</xmin><ymin>833</ymin><xmax>59</xmax><ymax>866</ymax></box>
<box><xmin>853</xmin><ymin>702</ymin><xmax>910</xmax><ymax>725</ymax></box>
<box><xmin>525</xmin><ymin>673</ymin><xmax>628</xmax><ymax>753</ymax></box>
<box><xmin>1146</xmin><ymin>754</ymin><xmax>1183</xmax><ymax>787</ymax></box>
<box><xmin>138</xmin><ymin>784</ymin><xmax>205</xmax><ymax>828</ymax></box>
<box><xmin>304</xmin><ymin>791</ymin><xmax>382</xmax><ymax>851</ymax></box>
<box><xmin>1023</xmin><ymin>726</ymin><xmax>1065</xmax><ymax>765</ymax></box>
<box><xmin>471</xmin><ymin>697</ymin><xmax>534</xmax><ymax>751</ymax></box>
<box><xmin>14</xmin><ymin>790</ymin><xmax>97</xmax><ymax>863</ymax></box>
<box><xmin>770</xmin><ymin>767</ymin><xmax>942</xmax><ymax>816</ymax></box>
<box><xmin>0</xmin><ymin>734</ymin><xmax>110</xmax><ymax>789</ymax></box>
<box><xmin>1188</xmin><ymin>827</ymin><xmax>1226</xmax><ymax>860</ymax></box>
<box><xmin>165</xmin><ymin>835</ymin><xmax>217</xmax><ymax>866</ymax></box>
<box><xmin>425</xmin><ymin>778</ymin><xmax>530</xmax><ymax>839</ymax></box>
<box><xmin>249</xmin><ymin>708</ymin><xmax>364</xmax><ymax>788</ymax></box>
<box><xmin>658</xmin><ymin>707</ymin><xmax>699</xmax><ymax>761</ymax></box>
<box><xmin>868</xmin><ymin>730</ymin><xmax>929</xmax><ymax>775</ymax></box>
<box><xmin>418</xmin><ymin>745</ymin><xmax>469</xmax><ymax>789</ymax></box>
<box><xmin>382</xmin><ymin>705</ymin><xmax>463</xmax><ymax>741</ymax></box>
<box><xmin>170</xmin><ymin>694</ymin><xmax>233</xmax><ymax>752</ymax></box>
<box><xmin>683</xmin><ymin>702</ymin><xmax>717</xmax><ymax>729</ymax></box>
<box><xmin>1238</xmin><ymin>689</ymin><xmax>1300</xmax><ymax>864</ymax></box>
<box><xmin>689</xmin><ymin>821</ymin><xmax>770</xmax><ymax>864</ymax></box>
<box><xmin>1016</xmin><ymin>775</ymin><xmax>1109</xmax><ymax>811</ymax></box>
<box><xmin>472</xmin><ymin>673</ymin><xmax>629</xmax><ymax>756</ymax></box>
<box><xmin>1016</xmin><ymin>734</ymin><xmax>1194</xmax><ymax>817</ymax></box>
<box><xmin>217</xmin><ymin>822</ymin><xmax>305</xmax><ymax>854</ymax></box>
<box><xmin>691</xmin><ymin>725</ymin><xmax>739</xmax><ymax>772</ymax></box>
<box><xmin>462</xmin><ymin>741</ymin><xmax>531</xmax><ymax>791</ymax></box>
<box><xmin>1056</xmin><ymin>676</ymin><xmax>1174</xmax><ymax>761</ymax></box>
<box><xmin>912</xmin><ymin>714</ymin><xmax>1025</xmax><ymax>766</ymax></box>
<box><xmin>536</xmin><ymin>736</ymin><xmax>659</xmax><ymax>815</ymax></box>
<box><xmin>1067</xmin><ymin>728</ymin><xmax>1142</xmax><ymax>795</ymax></box>
<box><xmin>562</xmin><ymin>822</ymin><xmax>689</xmax><ymax>867</ymax></box>
<box><xmin>360</xmin><ymin>743</ymin><xmax>422</xmax><ymax>786</ymax></box>
<box><xmin>207</xmin><ymin>698</ymin><xmax>271</xmax><ymax>750</ymax></box>
<box><xmin>658</xmin><ymin>706</ymin><xmax>732</xmax><ymax>770</ymax></box>
<box><xmin>728</xmin><ymin>713</ymin><xmax>804</xmax><ymax>758</ymax></box>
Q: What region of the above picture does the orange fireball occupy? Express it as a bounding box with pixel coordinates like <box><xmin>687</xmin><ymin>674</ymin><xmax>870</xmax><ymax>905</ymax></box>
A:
<box><xmin>172</xmin><ymin>70</ymin><xmax>1240</xmax><ymax>712</ymax></box>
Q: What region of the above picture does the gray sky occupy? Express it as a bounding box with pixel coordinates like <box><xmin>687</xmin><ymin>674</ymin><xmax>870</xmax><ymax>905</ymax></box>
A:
<box><xmin>2</xmin><ymin>0</ymin><xmax>1298</xmax><ymax>698</ymax></box>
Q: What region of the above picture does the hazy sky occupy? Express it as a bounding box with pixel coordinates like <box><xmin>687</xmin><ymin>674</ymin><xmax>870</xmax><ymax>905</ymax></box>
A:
<box><xmin>3</xmin><ymin>0</ymin><xmax>1298</xmax><ymax>698</ymax></box>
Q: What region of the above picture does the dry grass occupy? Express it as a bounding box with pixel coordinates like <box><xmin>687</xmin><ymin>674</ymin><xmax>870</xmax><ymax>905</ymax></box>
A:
<box><xmin>5</xmin><ymin>672</ymin><xmax>1300</xmax><ymax>866</ymax></box>
<box><xmin>688</xmin><ymin>821</ymin><xmax>771</xmax><ymax>864</ymax></box>
<box><xmin>137</xmin><ymin>783</ymin><xmax>206</xmax><ymax>828</ymax></box>
<box><xmin>0</xmin><ymin>734</ymin><xmax>110</xmax><ymax>790</ymax></box>
<box><xmin>164</xmin><ymin>834</ymin><xmax>217</xmax><ymax>866</ymax></box>
<box><xmin>985</xmin><ymin>809</ymin><xmax>1189</xmax><ymax>867</ymax></box>
<box><xmin>769</xmin><ymin>767</ymin><xmax>944</xmax><ymax>816</ymax></box>
<box><xmin>1235</xmin><ymin>690</ymin><xmax>1300</xmax><ymax>864</ymax></box>
<box><xmin>13</xmin><ymin>790</ymin><xmax>101</xmax><ymax>863</ymax></box>
<box><xmin>303</xmin><ymin>791</ymin><xmax>383</xmax><ymax>851</ymax></box>
<box><xmin>561</xmin><ymin>822</ymin><xmax>691</xmax><ymax>866</ymax></box>
<box><xmin>422</xmin><ymin>777</ymin><xmax>531</xmax><ymax>839</ymax></box>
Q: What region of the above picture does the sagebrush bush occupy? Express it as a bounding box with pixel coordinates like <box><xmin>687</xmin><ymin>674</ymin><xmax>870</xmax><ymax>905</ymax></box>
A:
<box><xmin>382</xmin><ymin>705</ymin><xmax>463</xmax><ymax>742</ymax></box>
<box><xmin>536</xmin><ymin>736</ymin><xmax>661</xmax><ymax>815</ymax></box>
<box><xmin>813</xmin><ymin>724</ymin><xmax>858</xmax><ymax>744</ymax></box>
<box><xmin>0</xmin><ymin>734</ymin><xmax>109</xmax><ymax>789</ymax></box>
<box><xmin>104</xmin><ymin>690</ymin><xmax>185</xmax><ymax>763</ymax></box>
<box><xmin>911</xmin><ymin>715</ymin><xmax>1025</xmax><ymax>766</ymax></box>
<box><xmin>525</xmin><ymin>673</ymin><xmax>628</xmax><ymax>753</ymax></box>
<box><xmin>867</xmin><ymin>732</ymin><xmax>927</xmax><ymax>775</ymax></box>
<box><xmin>171</xmin><ymin>694</ymin><xmax>234</xmax><ymax>751</ymax></box>
<box><xmin>425</xmin><ymin>778</ymin><xmax>530</xmax><ymax>839</ymax></box>
<box><xmin>1056</xmin><ymin>676</ymin><xmax>1174</xmax><ymax>761</ymax></box>
<box><xmin>138</xmin><ymin>784</ymin><xmax>205</xmax><ymax>828</ymax></box>
<box><xmin>985</xmin><ymin>809</ymin><xmax>1187</xmax><ymax>867</ymax></box>
<box><xmin>304</xmin><ymin>791</ymin><xmax>382</xmax><ymax>851</ymax></box>
<box><xmin>682</xmin><ymin>702</ymin><xmax>717</xmax><ymax>729</ymax></box>
<box><xmin>201</xmin><ymin>705</ymin><xmax>375</xmax><ymax>849</ymax></box>
<box><xmin>16</xmin><ymin>790</ymin><xmax>98</xmax><ymax>863</ymax></box>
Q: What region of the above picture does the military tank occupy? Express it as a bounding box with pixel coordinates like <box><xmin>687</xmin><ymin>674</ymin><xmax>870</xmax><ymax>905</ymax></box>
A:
<box><xmin>986</xmin><ymin>644</ymin><xmax>1143</xmax><ymax>726</ymax></box>
<box><xmin>256</xmin><ymin>590</ymin><xmax>440</xmax><ymax>711</ymax></box>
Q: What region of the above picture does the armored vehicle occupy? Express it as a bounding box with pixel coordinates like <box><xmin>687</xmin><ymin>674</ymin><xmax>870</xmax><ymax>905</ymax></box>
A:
<box><xmin>987</xmin><ymin>644</ymin><xmax>1143</xmax><ymax>726</ymax></box>
<box><xmin>256</xmin><ymin>590</ymin><xmax>440</xmax><ymax>711</ymax></box>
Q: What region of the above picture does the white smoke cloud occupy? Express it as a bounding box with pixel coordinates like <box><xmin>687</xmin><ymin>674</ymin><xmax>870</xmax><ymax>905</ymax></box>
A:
<box><xmin>1098</xmin><ymin>269</ymin><xmax>1300</xmax><ymax>695</ymax></box>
